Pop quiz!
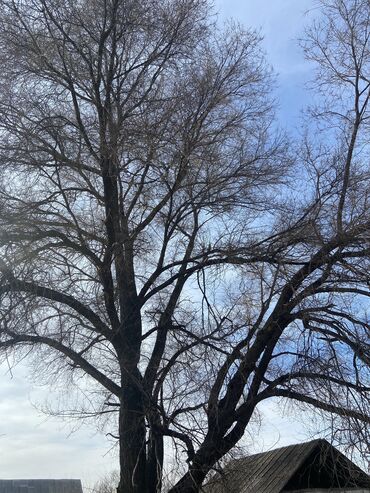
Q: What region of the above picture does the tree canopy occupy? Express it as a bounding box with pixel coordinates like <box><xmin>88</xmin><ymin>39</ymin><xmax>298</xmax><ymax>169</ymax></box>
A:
<box><xmin>0</xmin><ymin>0</ymin><xmax>369</xmax><ymax>492</ymax></box>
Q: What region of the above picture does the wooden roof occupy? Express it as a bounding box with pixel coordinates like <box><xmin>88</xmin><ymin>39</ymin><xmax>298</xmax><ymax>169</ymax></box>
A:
<box><xmin>203</xmin><ymin>439</ymin><xmax>370</xmax><ymax>493</ymax></box>
<box><xmin>0</xmin><ymin>480</ymin><xmax>83</xmax><ymax>493</ymax></box>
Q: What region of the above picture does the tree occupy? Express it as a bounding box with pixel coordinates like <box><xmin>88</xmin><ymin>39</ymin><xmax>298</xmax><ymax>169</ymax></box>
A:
<box><xmin>93</xmin><ymin>471</ymin><xmax>120</xmax><ymax>493</ymax></box>
<box><xmin>0</xmin><ymin>0</ymin><xmax>368</xmax><ymax>492</ymax></box>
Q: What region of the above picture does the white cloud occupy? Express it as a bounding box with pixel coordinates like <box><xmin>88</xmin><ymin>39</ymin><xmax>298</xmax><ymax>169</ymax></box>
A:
<box><xmin>0</xmin><ymin>364</ymin><xmax>118</xmax><ymax>491</ymax></box>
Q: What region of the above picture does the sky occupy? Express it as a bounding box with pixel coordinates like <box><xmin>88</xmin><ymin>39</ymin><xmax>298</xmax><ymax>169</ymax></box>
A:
<box><xmin>216</xmin><ymin>0</ymin><xmax>317</xmax><ymax>128</ymax></box>
<box><xmin>0</xmin><ymin>1</ymin><xmax>319</xmax><ymax>490</ymax></box>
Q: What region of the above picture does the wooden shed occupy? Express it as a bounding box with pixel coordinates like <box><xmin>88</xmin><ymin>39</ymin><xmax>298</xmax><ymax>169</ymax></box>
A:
<box><xmin>0</xmin><ymin>480</ymin><xmax>83</xmax><ymax>493</ymax></box>
<box><xmin>203</xmin><ymin>439</ymin><xmax>370</xmax><ymax>493</ymax></box>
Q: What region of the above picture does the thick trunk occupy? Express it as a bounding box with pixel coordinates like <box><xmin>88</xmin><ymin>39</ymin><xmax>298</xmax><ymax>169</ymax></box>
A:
<box><xmin>146</xmin><ymin>427</ymin><xmax>164</xmax><ymax>493</ymax></box>
<box><xmin>117</xmin><ymin>383</ymin><xmax>147</xmax><ymax>493</ymax></box>
<box><xmin>167</xmin><ymin>467</ymin><xmax>206</xmax><ymax>493</ymax></box>
<box><xmin>167</xmin><ymin>416</ymin><xmax>254</xmax><ymax>493</ymax></box>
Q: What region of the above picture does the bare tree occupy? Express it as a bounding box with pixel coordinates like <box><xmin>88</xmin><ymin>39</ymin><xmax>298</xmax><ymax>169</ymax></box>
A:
<box><xmin>92</xmin><ymin>471</ymin><xmax>120</xmax><ymax>493</ymax></box>
<box><xmin>0</xmin><ymin>1</ymin><xmax>368</xmax><ymax>492</ymax></box>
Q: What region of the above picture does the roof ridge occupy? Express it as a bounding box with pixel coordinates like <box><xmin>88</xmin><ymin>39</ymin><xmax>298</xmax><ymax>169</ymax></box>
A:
<box><xmin>230</xmin><ymin>438</ymin><xmax>327</xmax><ymax>463</ymax></box>
<box><xmin>0</xmin><ymin>479</ymin><xmax>82</xmax><ymax>482</ymax></box>
<box><xmin>204</xmin><ymin>439</ymin><xmax>369</xmax><ymax>493</ymax></box>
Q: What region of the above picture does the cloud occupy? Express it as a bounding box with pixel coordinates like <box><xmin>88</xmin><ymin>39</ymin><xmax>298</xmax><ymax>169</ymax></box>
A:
<box><xmin>0</xmin><ymin>363</ymin><xmax>117</xmax><ymax>490</ymax></box>
<box><xmin>215</xmin><ymin>0</ymin><xmax>319</xmax><ymax>128</ymax></box>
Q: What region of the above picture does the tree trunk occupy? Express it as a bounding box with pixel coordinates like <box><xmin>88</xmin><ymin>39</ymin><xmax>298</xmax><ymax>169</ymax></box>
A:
<box><xmin>117</xmin><ymin>382</ymin><xmax>147</xmax><ymax>493</ymax></box>
<box><xmin>146</xmin><ymin>427</ymin><xmax>164</xmax><ymax>493</ymax></box>
<box><xmin>167</xmin><ymin>468</ymin><xmax>206</xmax><ymax>493</ymax></box>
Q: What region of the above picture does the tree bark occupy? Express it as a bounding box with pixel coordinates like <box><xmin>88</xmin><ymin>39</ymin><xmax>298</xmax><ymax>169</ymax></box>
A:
<box><xmin>117</xmin><ymin>382</ymin><xmax>147</xmax><ymax>493</ymax></box>
<box><xmin>167</xmin><ymin>466</ymin><xmax>206</xmax><ymax>493</ymax></box>
<box><xmin>146</xmin><ymin>426</ymin><xmax>164</xmax><ymax>493</ymax></box>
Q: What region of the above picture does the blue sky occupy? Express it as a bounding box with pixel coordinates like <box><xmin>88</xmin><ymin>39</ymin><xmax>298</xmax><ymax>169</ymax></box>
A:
<box><xmin>216</xmin><ymin>0</ymin><xmax>317</xmax><ymax>128</ymax></box>
<box><xmin>0</xmin><ymin>1</ymin><xmax>318</xmax><ymax>489</ymax></box>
